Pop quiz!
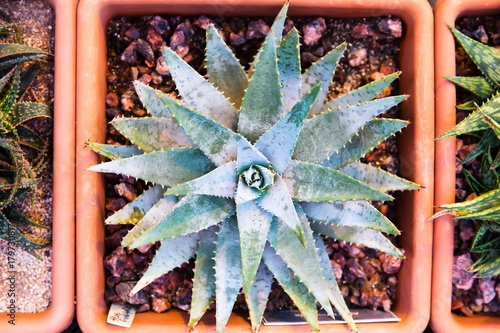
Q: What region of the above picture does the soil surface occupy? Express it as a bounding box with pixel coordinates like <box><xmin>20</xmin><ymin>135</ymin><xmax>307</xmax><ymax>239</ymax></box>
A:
<box><xmin>0</xmin><ymin>0</ymin><xmax>55</xmax><ymax>313</ymax></box>
<box><xmin>101</xmin><ymin>12</ymin><xmax>407</xmax><ymax>318</ymax></box>
<box><xmin>451</xmin><ymin>15</ymin><xmax>500</xmax><ymax>317</ymax></box>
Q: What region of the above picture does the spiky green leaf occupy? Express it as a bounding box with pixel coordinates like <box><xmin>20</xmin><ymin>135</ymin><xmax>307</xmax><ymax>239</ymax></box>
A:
<box><xmin>166</xmin><ymin>161</ymin><xmax>237</xmax><ymax>197</ymax></box>
<box><xmin>131</xmin><ymin>232</ymin><xmax>199</xmax><ymax>294</ymax></box>
<box><xmin>206</xmin><ymin>24</ymin><xmax>248</xmax><ymax>108</ymax></box>
<box><xmin>158</xmin><ymin>95</ymin><xmax>237</xmax><ymax>166</ymax></box>
<box><xmin>105</xmin><ymin>185</ymin><xmax>165</xmax><ymax>225</ymax></box>
<box><xmin>255</xmin><ymin>175</ymin><xmax>306</xmax><ymax>246</ymax></box>
<box><xmin>214</xmin><ymin>217</ymin><xmax>242</xmax><ymax>333</ymax></box>
<box><xmin>301</xmin><ymin>200</ymin><xmax>399</xmax><ymax>235</ymax></box>
<box><xmin>86</xmin><ymin>142</ymin><xmax>142</xmax><ymax>160</ymax></box>
<box><xmin>267</xmin><ymin>206</ymin><xmax>335</xmax><ymax>319</ymax></box>
<box><xmin>441</xmin><ymin>188</ymin><xmax>500</xmax><ymax>213</ymax></box>
<box><xmin>246</xmin><ymin>260</ymin><xmax>273</xmax><ymax>332</ymax></box>
<box><xmin>301</xmin><ymin>43</ymin><xmax>346</xmax><ymax>117</ymax></box>
<box><xmin>236</xmin><ymin>200</ymin><xmax>272</xmax><ymax>299</ymax></box>
<box><xmin>450</xmin><ymin>25</ymin><xmax>500</xmax><ymax>88</ymax></box>
<box><xmin>277</xmin><ymin>28</ymin><xmax>301</xmax><ymax>112</ymax></box>
<box><xmin>314</xmin><ymin>233</ymin><xmax>356</xmax><ymax>332</ymax></box>
<box><xmin>262</xmin><ymin>244</ymin><xmax>320</xmax><ymax>332</ymax></box>
<box><xmin>128</xmin><ymin>195</ymin><xmax>235</xmax><ymax>248</ymax></box>
<box><xmin>163</xmin><ymin>47</ymin><xmax>238</xmax><ymax>130</ymax></box>
<box><xmin>311</xmin><ymin>221</ymin><xmax>404</xmax><ymax>258</ymax></box>
<box><xmin>239</xmin><ymin>32</ymin><xmax>283</xmax><ymax>142</ymax></box>
<box><xmin>283</xmin><ymin>160</ymin><xmax>393</xmax><ymax>202</ymax></box>
<box><xmin>327</xmin><ymin>72</ymin><xmax>401</xmax><ymax>110</ymax></box>
<box><xmin>325</xmin><ymin>118</ymin><xmax>409</xmax><ymax>170</ymax></box>
<box><xmin>339</xmin><ymin>162</ymin><xmax>420</xmax><ymax>192</ymax></box>
<box><xmin>255</xmin><ymin>85</ymin><xmax>321</xmax><ymax>174</ymax></box>
<box><xmin>111</xmin><ymin>117</ymin><xmax>193</xmax><ymax>153</ymax></box>
<box><xmin>87</xmin><ymin>148</ymin><xmax>215</xmax><ymax>186</ymax></box>
<box><xmin>121</xmin><ymin>196</ymin><xmax>178</xmax><ymax>247</ymax></box>
<box><xmin>443</xmin><ymin>75</ymin><xmax>495</xmax><ymax>99</ymax></box>
<box><xmin>294</xmin><ymin>96</ymin><xmax>407</xmax><ymax>164</ymax></box>
<box><xmin>189</xmin><ymin>227</ymin><xmax>218</xmax><ymax>329</ymax></box>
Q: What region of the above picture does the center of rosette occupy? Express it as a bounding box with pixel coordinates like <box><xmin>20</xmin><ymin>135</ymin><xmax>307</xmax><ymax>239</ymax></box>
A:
<box><xmin>241</xmin><ymin>165</ymin><xmax>275</xmax><ymax>191</ymax></box>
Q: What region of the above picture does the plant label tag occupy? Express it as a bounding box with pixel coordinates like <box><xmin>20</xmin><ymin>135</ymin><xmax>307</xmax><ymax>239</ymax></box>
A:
<box><xmin>107</xmin><ymin>303</ymin><xmax>136</xmax><ymax>327</ymax></box>
<box><xmin>263</xmin><ymin>308</ymin><xmax>401</xmax><ymax>326</ymax></box>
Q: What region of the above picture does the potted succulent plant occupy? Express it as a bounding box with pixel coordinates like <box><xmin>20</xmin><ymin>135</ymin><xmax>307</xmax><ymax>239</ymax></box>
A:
<box><xmin>76</xmin><ymin>0</ymin><xmax>434</xmax><ymax>332</ymax></box>
<box><xmin>433</xmin><ymin>0</ymin><xmax>500</xmax><ymax>332</ymax></box>
<box><xmin>0</xmin><ymin>0</ymin><xmax>76</xmax><ymax>332</ymax></box>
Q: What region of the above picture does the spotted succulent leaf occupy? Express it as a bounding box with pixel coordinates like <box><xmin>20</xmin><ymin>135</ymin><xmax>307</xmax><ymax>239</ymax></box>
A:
<box><xmin>300</xmin><ymin>200</ymin><xmax>399</xmax><ymax>235</ymax></box>
<box><xmin>267</xmin><ymin>206</ymin><xmax>335</xmax><ymax>319</ymax></box>
<box><xmin>163</xmin><ymin>47</ymin><xmax>238</xmax><ymax>130</ymax></box>
<box><xmin>131</xmin><ymin>232</ymin><xmax>199</xmax><ymax>294</ymax></box>
<box><xmin>255</xmin><ymin>84</ymin><xmax>321</xmax><ymax>174</ymax></box>
<box><xmin>0</xmin><ymin>44</ymin><xmax>47</xmax><ymax>70</ymax></box>
<box><xmin>239</xmin><ymin>30</ymin><xmax>283</xmax><ymax>142</ymax></box>
<box><xmin>339</xmin><ymin>161</ymin><xmax>420</xmax><ymax>192</ymax></box>
<box><xmin>214</xmin><ymin>217</ymin><xmax>242</xmax><ymax>333</ymax></box>
<box><xmin>246</xmin><ymin>260</ymin><xmax>273</xmax><ymax>332</ymax></box>
<box><xmin>283</xmin><ymin>160</ymin><xmax>393</xmax><ymax>202</ymax></box>
<box><xmin>236</xmin><ymin>199</ymin><xmax>272</xmax><ymax>301</ymax></box>
<box><xmin>188</xmin><ymin>227</ymin><xmax>218</xmax><ymax>329</ymax></box>
<box><xmin>325</xmin><ymin>118</ymin><xmax>409</xmax><ymax>170</ymax></box>
<box><xmin>206</xmin><ymin>24</ymin><xmax>248</xmax><ymax>108</ymax></box>
<box><xmin>301</xmin><ymin>43</ymin><xmax>346</xmax><ymax>117</ymax></box>
<box><xmin>277</xmin><ymin>27</ymin><xmax>301</xmax><ymax>112</ymax></box>
<box><xmin>311</xmin><ymin>221</ymin><xmax>404</xmax><ymax>258</ymax></box>
<box><xmin>88</xmin><ymin>148</ymin><xmax>215</xmax><ymax>186</ymax></box>
<box><xmin>326</xmin><ymin>72</ymin><xmax>401</xmax><ymax>110</ymax></box>
<box><xmin>86</xmin><ymin>142</ymin><xmax>142</xmax><ymax>159</ymax></box>
<box><xmin>165</xmin><ymin>161</ymin><xmax>237</xmax><ymax>197</ymax></box>
<box><xmin>128</xmin><ymin>195</ymin><xmax>235</xmax><ymax>248</ymax></box>
<box><xmin>314</xmin><ymin>233</ymin><xmax>356</xmax><ymax>331</ymax></box>
<box><xmin>440</xmin><ymin>92</ymin><xmax>500</xmax><ymax>138</ymax></box>
<box><xmin>105</xmin><ymin>185</ymin><xmax>165</xmax><ymax>225</ymax></box>
<box><xmin>121</xmin><ymin>196</ymin><xmax>178</xmax><ymax>247</ymax></box>
<box><xmin>111</xmin><ymin>117</ymin><xmax>193</xmax><ymax>152</ymax></box>
<box><xmin>294</xmin><ymin>96</ymin><xmax>408</xmax><ymax>164</ymax></box>
<box><xmin>262</xmin><ymin>243</ymin><xmax>320</xmax><ymax>332</ymax></box>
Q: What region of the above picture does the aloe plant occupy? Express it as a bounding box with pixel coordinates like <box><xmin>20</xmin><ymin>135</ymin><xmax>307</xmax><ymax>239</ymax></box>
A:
<box><xmin>437</xmin><ymin>26</ymin><xmax>500</xmax><ymax>278</ymax></box>
<box><xmin>89</xmin><ymin>4</ymin><xmax>419</xmax><ymax>332</ymax></box>
<box><xmin>0</xmin><ymin>20</ymin><xmax>51</xmax><ymax>256</ymax></box>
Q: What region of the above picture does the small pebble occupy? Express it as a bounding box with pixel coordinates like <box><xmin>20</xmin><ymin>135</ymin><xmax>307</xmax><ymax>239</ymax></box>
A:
<box><xmin>246</xmin><ymin>19</ymin><xmax>269</xmax><ymax>39</ymax></box>
<box><xmin>125</xmin><ymin>27</ymin><xmax>140</xmax><ymax>40</ymax></box>
<box><xmin>378</xmin><ymin>18</ymin><xmax>402</xmax><ymax>38</ymax></box>
<box><xmin>148</xmin><ymin>16</ymin><xmax>170</xmax><ymax>34</ymax></box>
<box><xmin>452</xmin><ymin>253</ymin><xmax>475</xmax><ymax>290</ymax></box>
<box><xmin>106</xmin><ymin>92</ymin><xmax>119</xmax><ymax>107</ymax></box>
<box><xmin>116</xmin><ymin>282</ymin><xmax>149</xmax><ymax>304</ymax></box>
<box><xmin>115</xmin><ymin>182</ymin><xmax>138</xmax><ymax>201</ymax></box>
<box><xmin>478</xmin><ymin>279</ymin><xmax>496</xmax><ymax>304</ymax></box>
<box><xmin>351</xmin><ymin>23</ymin><xmax>375</xmax><ymax>39</ymax></box>
<box><xmin>194</xmin><ymin>15</ymin><xmax>211</xmax><ymax>30</ymax></box>
<box><xmin>302</xmin><ymin>17</ymin><xmax>326</xmax><ymax>46</ymax></box>
<box><xmin>348</xmin><ymin>48</ymin><xmax>367</xmax><ymax>67</ymax></box>
<box><xmin>121</xmin><ymin>42</ymin><xmax>137</xmax><ymax>63</ymax></box>
<box><xmin>152</xmin><ymin>297</ymin><xmax>172</xmax><ymax>313</ymax></box>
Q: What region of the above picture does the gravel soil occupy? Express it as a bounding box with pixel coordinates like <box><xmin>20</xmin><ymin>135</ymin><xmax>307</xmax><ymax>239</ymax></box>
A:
<box><xmin>101</xmin><ymin>12</ymin><xmax>407</xmax><ymax>318</ymax></box>
<box><xmin>0</xmin><ymin>0</ymin><xmax>55</xmax><ymax>313</ymax></box>
<box><xmin>450</xmin><ymin>15</ymin><xmax>500</xmax><ymax>317</ymax></box>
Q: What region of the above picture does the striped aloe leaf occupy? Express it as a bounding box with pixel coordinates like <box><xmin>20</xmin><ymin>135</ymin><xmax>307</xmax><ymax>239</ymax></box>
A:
<box><xmin>436</xmin><ymin>24</ymin><xmax>500</xmax><ymax>278</ymax></box>
<box><xmin>88</xmin><ymin>3</ymin><xmax>418</xmax><ymax>332</ymax></box>
<box><xmin>0</xmin><ymin>20</ymin><xmax>50</xmax><ymax>256</ymax></box>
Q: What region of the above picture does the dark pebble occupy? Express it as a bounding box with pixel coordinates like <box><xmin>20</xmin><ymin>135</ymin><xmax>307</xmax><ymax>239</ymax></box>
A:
<box><xmin>351</xmin><ymin>23</ymin><xmax>375</xmax><ymax>39</ymax></box>
<box><xmin>148</xmin><ymin>16</ymin><xmax>170</xmax><ymax>34</ymax></box>
<box><xmin>246</xmin><ymin>19</ymin><xmax>269</xmax><ymax>39</ymax></box>
<box><xmin>378</xmin><ymin>18</ymin><xmax>402</xmax><ymax>38</ymax></box>
<box><xmin>302</xmin><ymin>17</ymin><xmax>326</xmax><ymax>46</ymax></box>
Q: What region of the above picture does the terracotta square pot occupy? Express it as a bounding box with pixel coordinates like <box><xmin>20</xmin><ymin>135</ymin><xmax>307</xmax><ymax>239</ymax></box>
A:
<box><xmin>76</xmin><ymin>0</ymin><xmax>434</xmax><ymax>331</ymax></box>
<box><xmin>433</xmin><ymin>0</ymin><xmax>500</xmax><ymax>332</ymax></box>
<box><xmin>0</xmin><ymin>0</ymin><xmax>76</xmax><ymax>332</ymax></box>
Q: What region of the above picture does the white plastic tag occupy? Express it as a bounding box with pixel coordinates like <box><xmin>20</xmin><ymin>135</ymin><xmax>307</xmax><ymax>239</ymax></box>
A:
<box><xmin>107</xmin><ymin>303</ymin><xmax>136</xmax><ymax>328</ymax></box>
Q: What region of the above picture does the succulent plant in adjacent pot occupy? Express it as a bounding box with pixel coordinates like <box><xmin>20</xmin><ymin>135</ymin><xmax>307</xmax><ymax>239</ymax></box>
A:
<box><xmin>0</xmin><ymin>20</ymin><xmax>51</xmax><ymax>256</ymax></box>
<box><xmin>87</xmin><ymin>4</ymin><xmax>420</xmax><ymax>332</ymax></box>
<box><xmin>436</xmin><ymin>26</ymin><xmax>500</xmax><ymax>278</ymax></box>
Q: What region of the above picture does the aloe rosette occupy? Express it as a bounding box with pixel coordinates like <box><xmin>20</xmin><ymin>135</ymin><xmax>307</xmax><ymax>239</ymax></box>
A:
<box><xmin>89</xmin><ymin>4</ymin><xmax>419</xmax><ymax>332</ymax></box>
<box><xmin>0</xmin><ymin>20</ymin><xmax>51</xmax><ymax>256</ymax></box>
<box><xmin>437</xmin><ymin>26</ymin><xmax>500</xmax><ymax>278</ymax></box>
